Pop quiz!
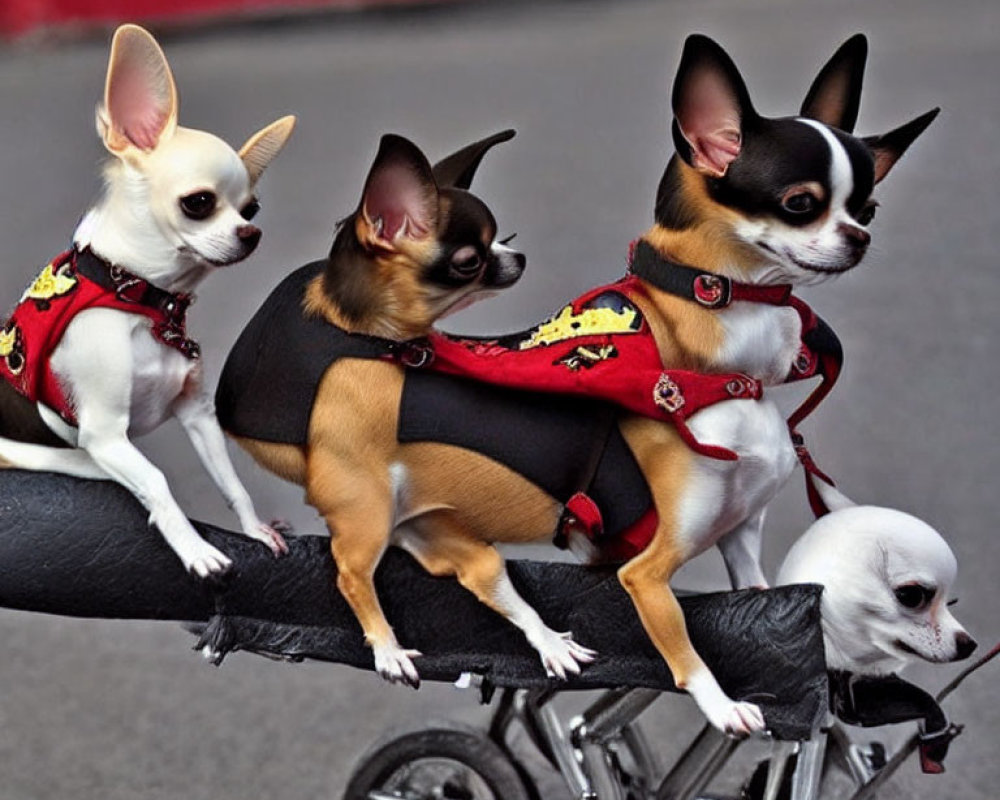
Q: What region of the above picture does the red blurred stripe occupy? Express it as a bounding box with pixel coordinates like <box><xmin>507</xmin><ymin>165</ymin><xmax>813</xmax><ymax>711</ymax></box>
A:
<box><xmin>1</xmin><ymin>0</ymin><xmax>450</xmax><ymax>37</ymax></box>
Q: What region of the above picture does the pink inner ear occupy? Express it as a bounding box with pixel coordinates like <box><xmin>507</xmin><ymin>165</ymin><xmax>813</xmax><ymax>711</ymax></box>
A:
<box><xmin>363</xmin><ymin>162</ymin><xmax>434</xmax><ymax>242</ymax></box>
<box><xmin>107</xmin><ymin>57</ymin><xmax>170</xmax><ymax>150</ymax></box>
<box><xmin>677</xmin><ymin>70</ymin><xmax>743</xmax><ymax>176</ymax></box>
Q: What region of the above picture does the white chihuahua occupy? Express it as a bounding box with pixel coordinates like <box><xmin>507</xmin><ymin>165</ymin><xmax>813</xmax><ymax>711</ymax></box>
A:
<box><xmin>0</xmin><ymin>25</ymin><xmax>295</xmax><ymax>578</ymax></box>
<box><xmin>777</xmin><ymin>483</ymin><xmax>976</xmax><ymax>674</ymax></box>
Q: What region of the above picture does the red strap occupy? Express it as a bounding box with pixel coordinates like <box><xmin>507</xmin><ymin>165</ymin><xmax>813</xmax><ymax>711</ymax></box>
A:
<box><xmin>555</xmin><ymin>492</ymin><xmax>604</xmax><ymax>549</ymax></box>
<box><xmin>792</xmin><ymin>431</ymin><xmax>837</xmax><ymax>517</ymax></box>
<box><xmin>786</xmin><ymin>297</ymin><xmax>842</xmax><ymax>430</ymax></box>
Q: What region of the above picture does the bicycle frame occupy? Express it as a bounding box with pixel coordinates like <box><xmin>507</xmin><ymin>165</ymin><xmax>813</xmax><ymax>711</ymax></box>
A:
<box><xmin>485</xmin><ymin>687</ymin><xmax>885</xmax><ymax>800</ymax></box>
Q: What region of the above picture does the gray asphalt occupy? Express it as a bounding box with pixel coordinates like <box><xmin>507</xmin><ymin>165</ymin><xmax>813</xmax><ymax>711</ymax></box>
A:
<box><xmin>0</xmin><ymin>1</ymin><xmax>998</xmax><ymax>798</ymax></box>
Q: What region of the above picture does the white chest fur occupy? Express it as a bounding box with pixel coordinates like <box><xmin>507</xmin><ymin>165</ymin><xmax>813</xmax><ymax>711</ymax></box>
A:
<box><xmin>47</xmin><ymin>306</ymin><xmax>197</xmax><ymax>440</ymax></box>
<box><xmin>714</xmin><ymin>302</ymin><xmax>802</xmax><ymax>385</ymax></box>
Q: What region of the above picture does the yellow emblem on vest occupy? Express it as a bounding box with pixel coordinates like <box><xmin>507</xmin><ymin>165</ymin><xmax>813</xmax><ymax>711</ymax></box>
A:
<box><xmin>22</xmin><ymin>261</ymin><xmax>77</xmax><ymax>304</ymax></box>
<box><xmin>520</xmin><ymin>304</ymin><xmax>639</xmax><ymax>349</ymax></box>
<box><xmin>0</xmin><ymin>325</ymin><xmax>18</xmax><ymax>358</ymax></box>
<box><xmin>0</xmin><ymin>324</ymin><xmax>24</xmax><ymax>375</ymax></box>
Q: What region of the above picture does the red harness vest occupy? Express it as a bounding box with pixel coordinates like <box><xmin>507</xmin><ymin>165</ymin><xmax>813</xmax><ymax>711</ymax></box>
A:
<box><xmin>0</xmin><ymin>248</ymin><xmax>199</xmax><ymax>426</ymax></box>
<box><xmin>425</xmin><ymin>243</ymin><xmax>843</xmax><ymax>555</ymax></box>
<box><xmin>430</xmin><ymin>277</ymin><xmax>766</xmax><ymax>461</ymax></box>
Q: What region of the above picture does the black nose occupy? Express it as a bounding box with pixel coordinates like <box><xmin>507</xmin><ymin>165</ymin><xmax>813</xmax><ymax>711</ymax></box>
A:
<box><xmin>237</xmin><ymin>224</ymin><xmax>261</xmax><ymax>250</ymax></box>
<box><xmin>513</xmin><ymin>251</ymin><xmax>526</xmax><ymax>272</ymax></box>
<box><xmin>955</xmin><ymin>632</ymin><xmax>978</xmax><ymax>660</ymax></box>
<box><xmin>839</xmin><ymin>222</ymin><xmax>871</xmax><ymax>249</ymax></box>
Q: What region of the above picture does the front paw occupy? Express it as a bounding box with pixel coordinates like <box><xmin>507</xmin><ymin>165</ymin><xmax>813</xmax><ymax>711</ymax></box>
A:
<box><xmin>686</xmin><ymin>669</ymin><xmax>767</xmax><ymax>738</ymax></box>
<box><xmin>184</xmin><ymin>541</ymin><xmax>234</xmax><ymax>580</ymax></box>
<box><xmin>532</xmin><ymin>629</ymin><xmax>597</xmax><ymax>680</ymax></box>
<box><xmin>712</xmin><ymin>700</ymin><xmax>767</xmax><ymax>738</ymax></box>
<box><xmin>244</xmin><ymin>521</ymin><xmax>289</xmax><ymax>557</ymax></box>
<box><xmin>372</xmin><ymin>642</ymin><xmax>423</xmax><ymax>689</ymax></box>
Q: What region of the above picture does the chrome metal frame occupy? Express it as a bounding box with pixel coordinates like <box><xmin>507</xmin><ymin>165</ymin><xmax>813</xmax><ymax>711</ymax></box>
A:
<box><xmin>485</xmin><ymin>687</ymin><xmax>888</xmax><ymax>800</ymax></box>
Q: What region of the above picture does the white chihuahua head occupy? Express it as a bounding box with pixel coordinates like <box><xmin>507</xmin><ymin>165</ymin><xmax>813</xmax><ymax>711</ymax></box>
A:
<box><xmin>76</xmin><ymin>24</ymin><xmax>295</xmax><ymax>292</ymax></box>
<box><xmin>777</xmin><ymin>490</ymin><xmax>976</xmax><ymax>675</ymax></box>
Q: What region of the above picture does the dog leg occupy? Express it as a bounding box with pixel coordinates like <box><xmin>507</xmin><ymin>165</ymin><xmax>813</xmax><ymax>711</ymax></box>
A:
<box><xmin>313</xmin><ymin>464</ymin><xmax>421</xmax><ymax>687</ymax></box>
<box><xmin>331</xmin><ymin>521</ymin><xmax>421</xmax><ymax>688</ymax></box>
<box><xmin>80</xmin><ymin>430</ymin><xmax>233</xmax><ymax>578</ymax></box>
<box><xmin>398</xmin><ymin>517</ymin><xmax>596</xmax><ymax>679</ymax></box>
<box><xmin>717</xmin><ymin>509</ymin><xmax>768</xmax><ymax>590</ymax></box>
<box><xmin>618</xmin><ymin>544</ymin><xmax>765</xmax><ymax>736</ymax></box>
<box><xmin>0</xmin><ymin>436</ymin><xmax>109</xmax><ymax>479</ymax></box>
<box><xmin>619</xmin><ymin>417</ymin><xmax>766</xmax><ymax>737</ymax></box>
<box><xmin>173</xmin><ymin>389</ymin><xmax>288</xmax><ymax>556</ymax></box>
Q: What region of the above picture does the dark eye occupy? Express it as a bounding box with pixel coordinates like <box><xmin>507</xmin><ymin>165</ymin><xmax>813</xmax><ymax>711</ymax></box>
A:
<box><xmin>894</xmin><ymin>584</ymin><xmax>934</xmax><ymax>610</ymax></box>
<box><xmin>856</xmin><ymin>201</ymin><xmax>878</xmax><ymax>226</ymax></box>
<box><xmin>782</xmin><ymin>192</ymin><xmax>819</xmax><ymax>215</ymax></box>
<box><xmin>449</xmin><ymin>247</ymin><xmax>483</xmax><ymax>279</ymax></box>
<box><xmin>240</xmin><ymin>198</ymin><xmax>261</xmax><ymax>221</ymax></box>
<box><xmin>180</xmin><ymin>191</ymin><xmax>217</xmax><ymax>220</ymax></box>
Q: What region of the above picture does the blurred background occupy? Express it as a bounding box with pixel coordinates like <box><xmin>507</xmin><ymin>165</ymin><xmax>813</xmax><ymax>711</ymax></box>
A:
<box><xmin>0</xmin><ymin>0</ymin><xmax>997</xmax><ymax>797</ymax></box>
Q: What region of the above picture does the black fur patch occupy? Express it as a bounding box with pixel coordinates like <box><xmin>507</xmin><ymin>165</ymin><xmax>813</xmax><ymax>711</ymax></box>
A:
<box><xmin>423</xmin><ymin>188</ymin><xmax>497</xmax><ymax>288</ymax></box>
<box><xmin>712</xmin><ymin>118</ymin><xmax>833</xmax><ymax>223</ymax></box>
<box><xmin>323</xmin><ymin>218</ymin><xmax>381</xmax><ymax>325</ymax></box>
<box><xmin>661</xmin><ymin>117</ymin><xmax>877</xmax><ymax>227</ymax></box>
<box><xmin>654</xmin><ymin>158</ymin><xmax>699</xmax><ymax>230</ymax></box>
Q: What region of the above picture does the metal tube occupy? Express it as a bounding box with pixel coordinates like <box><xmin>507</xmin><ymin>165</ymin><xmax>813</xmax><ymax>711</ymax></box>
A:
<box><xmin>523</xmin><ymin>692</ymin><xmax>596</xmax><ymax>799</ymax></box>
<box><xmin>654</xmin><ymin>724</ymin><xmax>740</xmax><ymax>800</ymax></box>
<box><xmin>789</xmin><ymin>733</ymin><xmax>828</xmax><ymax>800</ymax></box>
<box><xmin>574</xmin><ymin>687</ymin><xmax>662</xmax><ymax>746</ymax></box>
<box><xmin>762</xmin><ymin>741</ymin><xmax>796</xmax><ymax>800</ymax></box>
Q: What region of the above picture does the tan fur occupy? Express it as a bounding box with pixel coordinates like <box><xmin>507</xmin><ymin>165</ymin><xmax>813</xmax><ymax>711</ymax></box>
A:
<box><xmin>619</xmin><ymin>160</ymin><xmax>778</xmax><ymax>370</ymax></box>
<box><xmin>617</xmin><ymin>415</ymin><xmax>706</xmax><ymax>685</ymax></box>
<box><xmin>645</xmin><ymin>161</ymin><xmax>767</xmax><ymax>278</ymax></box>
<box><xmin>293</xmin><ymin>357</ymin><xmax>563</xmax><ymax>653</ymax></box>
<box><xmin>233</xmin><ymin>436</ymin><xmax>306</xmax><ymax>485</ymax></box>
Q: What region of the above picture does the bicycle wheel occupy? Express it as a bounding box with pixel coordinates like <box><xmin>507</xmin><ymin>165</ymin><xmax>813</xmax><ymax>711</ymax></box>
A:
<box><xmin>342</xmin><ymin>723</ymin><xmax>532</xmax><ymax>800</ymax></box>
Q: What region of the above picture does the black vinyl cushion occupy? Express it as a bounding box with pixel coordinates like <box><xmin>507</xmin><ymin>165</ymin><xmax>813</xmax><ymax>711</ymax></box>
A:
<box><xmin>0</xmin><ymin>470</ymin><xmax>828</xmax><ymax>740</ymax></box>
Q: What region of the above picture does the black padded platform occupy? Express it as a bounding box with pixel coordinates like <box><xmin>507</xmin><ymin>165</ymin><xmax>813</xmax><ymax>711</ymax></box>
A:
<box><xmin>0</xmin><ymin>470</ymin><xmax>828</xmax><ymax>740</ymax></box>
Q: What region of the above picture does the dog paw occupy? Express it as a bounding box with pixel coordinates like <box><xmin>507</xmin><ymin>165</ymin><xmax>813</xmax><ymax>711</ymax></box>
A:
<box><xmin>373</xmin><ymin>643</ymin><xmax>423</xmax><ymax>689</ymax></box>
<box><xmin>533</xmin><ymin>630</ymin><xmax>597</xmax><ymax>680</ymax></box>
<box><xmin>686</xmin><ymin>670</ymin><xmax>767</xmax><ymax>738</ymax></box>
<box><xmin>700</xmin><ymin>696</ymin><xmax>767</xmax><ymax>739</ymax></box>
<box><xmin>245</xmin><ymin>521</ymin><xmax>289</xmax><ymax>557</ymax></box>
<box><xmin>719</xmin><ymin>701</ymin><xmax>767</xmax><ymax>738</ymax></box>
<box><xmin>185</xmin><ymin>543</ymin><xmax>233</xmax><ymax>580</ymax></box>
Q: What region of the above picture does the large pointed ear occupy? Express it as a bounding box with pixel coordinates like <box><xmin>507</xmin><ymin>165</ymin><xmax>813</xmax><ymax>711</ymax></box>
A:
<box><xmin>96</xmin><ymin>24</ymin><xmax>178</xmax><ymax>155</ymax></box>
<box><xmin>432</xmin><ymin>129</ymin><xmax>515</xmax><ymax>190</ymax></box>
<box><xmin>671</xmin><ymin>34</ymin><xmax>755</xmax><ymax>178</ymax></box>
<box><xmin>238</xmin><ymin>115</ymin><xmax>296</xmax><ymax>186</ymax></box>
<box><xmin>359</xmin><ymin>135</ymin><xmax>439</xmax><ymax>247</ymax></box>
<box><xmin>864</xmin><ymin>108</ymin><xmax>940</xmax><ymax>184</ymax></box>
<box><xmin>800</xmin><ymin>34</ymin><xmax>867</xmax><ymax>133</ymax></box>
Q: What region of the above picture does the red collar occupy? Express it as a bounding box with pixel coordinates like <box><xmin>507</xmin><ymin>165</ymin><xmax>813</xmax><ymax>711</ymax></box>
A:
<box><xmin>626</xmin><ymin>238</ymin><xmax>845</xmax><ymax>519</ymax></box>
<box><xmin>628</xmin><ymin>239</ymin><xmax>793</xmax><ymax>307</ymax></box>
<box><xmin>73</xmin><ymin>247</ymin><xmax>200</xmax><ymax>360</ymax></box>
